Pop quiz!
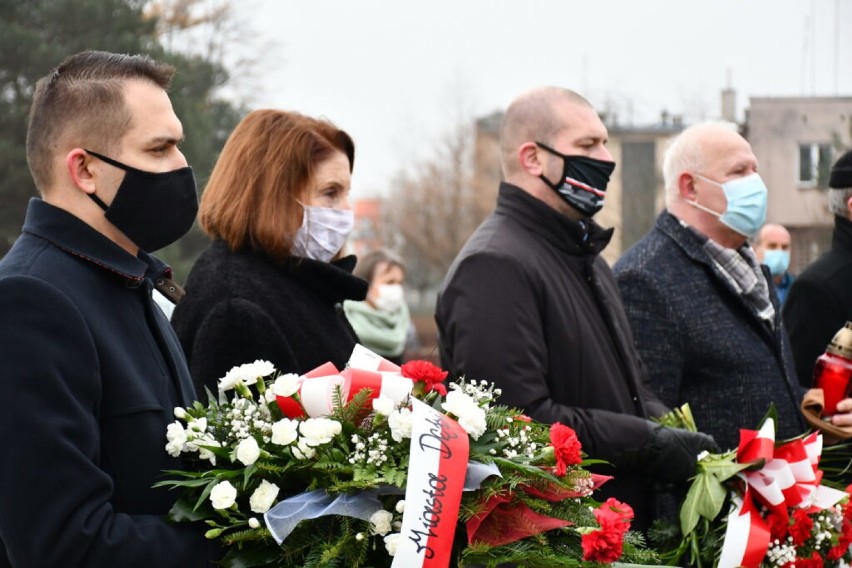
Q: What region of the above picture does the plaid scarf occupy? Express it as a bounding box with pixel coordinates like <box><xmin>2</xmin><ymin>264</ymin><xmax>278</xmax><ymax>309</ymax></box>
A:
<box><xmin>682</xmin><ymin>222</ymin><xmax>776</xmax><ymax>326</ymax></box>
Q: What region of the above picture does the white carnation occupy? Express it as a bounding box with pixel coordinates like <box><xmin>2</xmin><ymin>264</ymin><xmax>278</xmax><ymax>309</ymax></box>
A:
<box><xmin>173</xmin><ymin>407</ymin><xmax>187</xmax><ymax>420</ymax></box>
<box><xmin>372</xmin><ymin>396</ymin><xmax>395</xmax><ymax>416</ymax></box>
<box><xmin>388</xmin><ymin>408</ymin><xmax>413</xmax><ymax>442</ymax></box>
<box><xmin>165</xmin><ymin>421</ymin><xmax>187</xmax><ymax>457</ymax></box>
<box><xmin>271</xmin><ymin>418</ymin><xmax>299</xmax><ymax>446</ymax></box>
<box><xmin>218</xmin><ymin>360</ymin><xmax>275</xmax><ymax>391</ymax></box>
<box><xmin>442</xmin><ymin>390</ymin><xmax>487</xmax><ymax>440</ymax></box>
<box><xmin>292</xmin><ymin>438</ymin><xmax>317</xmax><ymax>460</ymax></box>
<box><xmin>249</xmin><ymin>479</ymin><xmax>280</xmax><ymax>514</ymax></box>
<box><xmin>384</xmin><ymin>533</ymin><xmax>401</xmax><ymax>556</ymax></box>
<box><xmin>210</xmin><ymin>480</ymin><xmax>237</xmax><ymax>510</ymax></box>
<box><xmin>370</xmin><ymin>509</ymin><xmax>393</xmax><ymax>536</ymax></box>
<box><xmin>188</xmin><ymin>417</ymin><xmax>207</xmax><ymax>433</ymax></box>
<box><xmin>196</xmin><ymin>435</ymin><xmax>220</xmax><ymax>465</ymax></box>
<box><xmin>248</xmin><ymin>517</ymin><xmax>261</xmax><ymax>529</ymax></box>
<box><xmin>299</xmin><ymin>418</ymin><xmax>342</xmax><ymax>447</ymax></box>
<box><xmin>236</xmin><ymin>437</ymin><xmax>261</xmax><ymax>466</ymax></box>
<box><xmin>272</xmin><ymin>373</ymin><xmax>302</xmax><ymax>397</ymax></box>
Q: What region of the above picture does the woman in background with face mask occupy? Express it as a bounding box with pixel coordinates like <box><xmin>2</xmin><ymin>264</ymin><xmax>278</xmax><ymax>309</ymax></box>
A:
<box><xmin>171</xmin><ymin>109</ymin><xmax>367</xmax><ymax>397</ymax></box>
<box><xmin>343</xmin><ymin>249</ymin><xmax>412</xmax><ymax>365</ymax></box>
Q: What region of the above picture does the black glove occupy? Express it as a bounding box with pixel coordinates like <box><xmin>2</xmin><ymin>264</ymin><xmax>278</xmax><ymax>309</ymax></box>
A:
<box><xmin>634</xmin><ymin>424</ymin><xmax>719</xmax><ymax>485</ymax></box>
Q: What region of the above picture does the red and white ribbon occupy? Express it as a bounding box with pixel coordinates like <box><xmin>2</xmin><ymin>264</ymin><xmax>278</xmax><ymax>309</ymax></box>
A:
<box><xmin>718</xmin><ymin>489</ymin><xmax>771</xmax><ymax>568</ymax></box>
<box><xmin>718</xmin><ymin>419</ymin><xmax>847</xmax><ymax>568</ymax></box>
<box><xmin>276</xmin><ymin>345</ymin><xmax>413</xmax><ymax>418</ymax></box>
<box><xmin>392</xmin><ymin>398</ymin><xmax>469</xmax><ymax>567</ymax></box>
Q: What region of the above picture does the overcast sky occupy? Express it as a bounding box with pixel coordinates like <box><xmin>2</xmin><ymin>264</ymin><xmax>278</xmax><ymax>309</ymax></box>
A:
<box><xmin>237</xmin><ymin>0</ymin><xmax>851</xmax><ymax>197</ymax></box>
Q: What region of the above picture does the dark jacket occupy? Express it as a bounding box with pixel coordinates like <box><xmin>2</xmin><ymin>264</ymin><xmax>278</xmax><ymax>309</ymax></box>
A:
<box><xmin>783</xmin><ymin>215</ymin><xmax>852</xmax><ymax>386</ymax></box>
<box><xmin>614</xmin><ymin>211</ymin><xmax>806</xmax><ymax>451</ymax></box>
<box><xmin>172</xmin><ymin>240</ymin><xmax>368</xmax><ymax>395</ymax></box>
<box><xmin>0</xmin><ymin>199</ymin><xmax>210</xmax><ymax>568</ymax></box>
<box><xmin>436</xmin><ymin>183</ymin><xmax>668</xmax><ymax>529</ymax></box>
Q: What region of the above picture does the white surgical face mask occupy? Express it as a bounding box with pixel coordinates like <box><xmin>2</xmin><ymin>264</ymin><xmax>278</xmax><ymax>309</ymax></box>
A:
<box><xmin>373</xmin><ymin>283</ymin><xmax>404</xmax><ymax>312</ymax></box>
<box><xmin>291</xmin><ymin>205</ymin><xmax>353</xmax><ymax>262</ymax></box>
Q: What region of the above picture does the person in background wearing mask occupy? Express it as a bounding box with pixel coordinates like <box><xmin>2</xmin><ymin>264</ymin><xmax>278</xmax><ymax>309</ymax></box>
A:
<box><xmin>0</xmin><ymin>51</ymin><xmax>213</xmax><ymax>567</ymax></box>
<box><xmin>614</xmin><ymin>122</ymin><xmax>811</xmax><ymax>450</ymax></box>
<box><xmin>436</xmin><ymin>86</ymin><xmax>718</xmax><ymax>532</ymax></box>
<box><xmin>344</xmin><ymin>248</ymin><xmax>412</xmax><ymax>365</ymax></box>
<box><xmin>754</xmin><ymin>222</ymin><xmax>795</xmax><ymax>305</ymax></box>
<box><xmin>784</xmin><ymin>150</ymin><xmax>852</xmax><ymax>389</ymax></box>
<box><xmin>171</xmin><ymin>109</ymin><xmax>367</xmax><ymax>397</ymax></box>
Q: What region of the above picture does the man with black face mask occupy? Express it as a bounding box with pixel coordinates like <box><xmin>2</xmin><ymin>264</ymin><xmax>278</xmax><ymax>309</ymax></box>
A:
<box><xmin>0</xmin><ymin>51</ymin><xmax>214</xmax><ymax>567</ymax></box>
<box><xmin>436</xmin><ymin>86</ymin><xmax>718</xmax><ymax>531</ymax></box>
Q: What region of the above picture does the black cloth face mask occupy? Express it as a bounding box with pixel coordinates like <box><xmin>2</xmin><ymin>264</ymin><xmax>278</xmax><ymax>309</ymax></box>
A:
<box><xmin>85</xmin><ymin>149</ymin><xmax>198</xmax><ymax>252</ymax></box>
<box><xmin>535</xmin><ymin>141</ymin><xmax>616</xmax><ymax>217</ymax></box>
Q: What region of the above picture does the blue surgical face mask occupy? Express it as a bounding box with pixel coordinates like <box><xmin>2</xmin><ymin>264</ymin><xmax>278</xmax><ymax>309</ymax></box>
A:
<box><xmin>688</xmin><ymin>173</ymin><xmax>768</xmax><ymax>238</ymax></box>
<box><xmin>762</xmin><ymin>249</ymin><xmax>790</xmax><ymax>276</ymax></box>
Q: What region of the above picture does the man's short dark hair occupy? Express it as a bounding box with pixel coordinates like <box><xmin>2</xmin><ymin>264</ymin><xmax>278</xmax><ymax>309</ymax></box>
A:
<box><xmin>26</xmin><ymin>50</ymin><xmax>175</xmax><ymax>193</ymax></box>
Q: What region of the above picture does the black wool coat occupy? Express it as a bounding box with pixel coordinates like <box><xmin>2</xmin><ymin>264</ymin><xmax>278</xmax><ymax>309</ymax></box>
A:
<box><xmin>783</xmin><ymin>215</ymin><xmax>852</xmax><ymax>386</ymax></box>
<box><xmin>0</xmin><ymin>199</ymin><xmax>210</xmax><ymax>568</ymax></box>
<box><xmin>172</xmin><ymin>240</ymin><xmax>368</xmax><ymax>396</ymax></box>
<box><xmin>437</xmin><ymin>183</ymin><xmax>668</xmax><ymax>530</ymax></box>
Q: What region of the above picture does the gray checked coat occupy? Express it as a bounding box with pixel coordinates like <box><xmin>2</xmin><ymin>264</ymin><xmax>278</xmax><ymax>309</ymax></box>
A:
<box><xmin>614</xmin><ymin>211</ymin><xmax>806</xmax><ymax>451</ymax></box>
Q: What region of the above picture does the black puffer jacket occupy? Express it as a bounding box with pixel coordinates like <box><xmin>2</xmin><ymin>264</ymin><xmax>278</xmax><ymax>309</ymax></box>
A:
<box><xmin>172</xmin><ymin>240</ymin><xmax>368</xmax><ymax>396</ymax></box>
<box><xmin>437</xmin><ymin>183</ymin><xmax>668</xmax><ymax>529</ymax></box>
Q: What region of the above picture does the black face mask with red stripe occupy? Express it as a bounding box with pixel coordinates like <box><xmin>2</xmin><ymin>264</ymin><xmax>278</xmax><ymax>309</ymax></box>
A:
<box><xmin>535</xmin><ymin>141</ymin><xmax>616</xmax><ymax>217</ymax></box>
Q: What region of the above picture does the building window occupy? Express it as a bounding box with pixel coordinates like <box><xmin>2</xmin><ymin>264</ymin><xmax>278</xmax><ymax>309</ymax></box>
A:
<box><xmin>798</xmin><ymin>143</ymin><xmax>833</xmax><ymax>188</ymax></box>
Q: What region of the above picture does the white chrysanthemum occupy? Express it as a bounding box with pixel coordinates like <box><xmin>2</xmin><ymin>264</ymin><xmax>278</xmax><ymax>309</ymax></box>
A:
<box><xmin>292</xmin><ymin>438</ymin><xmax>317</xmax><ymax>460</ymax></box>
<box><xmin>165</xmin><ymin>421</ymin><xmax>187</xmax><ymax>457</ymax></box>
<box><xmin>210</xmin><ymin>480</ymin><xmax>237</xmax><ymax>510</ymax></box>
<box><xmin>299</xmin><ymin>418</ymin><xmax>342</xmax><ymax>447</ymax></box>
<box><xmin>370</xmin><ymin>509</ymin><xmax>393</xmax><ymax>536</ymax></box>
<box><xmin>384</xmin><ymin>533</ymin><xmax>401</xmax><ymax>556</ymax></box>
<box><xmin>388</xmin><ymin>408</ymin><xmax>413</xmax><ymax>442</ymax></box>
<box><xmin>236</xmin><ymin>437</ymin><xmax>261</xmax><ymax>465</ymax></box>
<box><xmin>271</xmin><ymin>418</ymin><xmax>299</xmax><ymax>446</ymax></box>
<box><xmin>372</xmin><ymin>396</ymin><xmax>396</xmax><ymax>416</ymax></box>
<box><xmin>442</xmin><ymin>390</ymin><xmax>487</xmax><ymax>440</ymax></box>
<box><xmin>218</xmin><ymin>360</ymin><xmax>275</xmax><ymax>391</ymax></box>
<box><xmin>272</xmin><ymin>373</ymin><xmax>302</xmax><ymax>397</ymax></box>
<box><xmin>249</xmin><ymin>479</ymin><xmax>280</xmax><ymax>514</ymax></box>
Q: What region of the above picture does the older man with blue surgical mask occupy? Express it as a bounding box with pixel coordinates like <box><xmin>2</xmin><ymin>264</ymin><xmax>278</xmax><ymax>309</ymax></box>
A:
<box><xmin>614</xmin><ymin>121</ymin><xmax>810</xmax><ymax>451</ymax></box>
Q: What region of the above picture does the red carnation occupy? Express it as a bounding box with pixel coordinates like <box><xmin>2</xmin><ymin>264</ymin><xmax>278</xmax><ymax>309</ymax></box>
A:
<box><xmin>550</xmin><ymin>423</ymin><xmax>583</xmax><ymax>476</ymax></box>
<box><xmin>401</xmin><ymin>360</ymin><xmax>448</xmax><ymax>396</ymax></box>
<box><xmin>581</xmin><ymin>501</ymin><xmax>630</xmax><ymax>563</ymax></box>
<box><xmin>581</xmin><ymin>527</ymin><xmax>623</xmax><ymax>564</ymax></box>
<box><xmin>598</xmin><ymin>498</ymin><xmax>634</xmax><ymax>524</ymax></box>
<box><xmin>793</xmin><ymin>551</ymin><xmax>824</xmax><ymax>568</ymax></box>
<box><xmin>765</xmin><ymin>509</ymin><xmax>788</xmax><ymax>542</ymax></box>
<box><xmin>789</xmin><ymin>508</ymin><xmax>814</xmax><ymax>547</ymax></box>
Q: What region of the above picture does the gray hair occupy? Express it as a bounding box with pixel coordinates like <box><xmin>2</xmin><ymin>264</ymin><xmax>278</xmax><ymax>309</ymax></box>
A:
<box><xmin>662</xmin><ymin>120</ymin><xmax>739</xmax><ymax>206</ymax></box>
<box><xmin>829</xmin><ymin>187</ymin><xmax>852</xmax><ymax>218</ymax></box>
